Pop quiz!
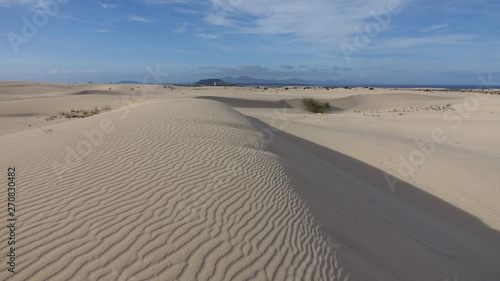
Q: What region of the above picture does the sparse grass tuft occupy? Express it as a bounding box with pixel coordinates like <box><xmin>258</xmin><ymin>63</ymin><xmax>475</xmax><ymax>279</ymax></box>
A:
<box><xmin>302</xmin><ymin>97</ymin><xmax>331</xmax><ymax>113</ymax></box>
<box><xmin>59</xmin><ymin>105</ymin><xmax>112</xmax><ymax>119</ymax></box>
<box><xmin>101</xmin><ymin>105</ymin><xmax>112</xmax><ymax>111</ymax></box>
<box><xmin>44</xmin><ymin>116</ymin><xmax>59</xmax><ymax>121</ymax></box>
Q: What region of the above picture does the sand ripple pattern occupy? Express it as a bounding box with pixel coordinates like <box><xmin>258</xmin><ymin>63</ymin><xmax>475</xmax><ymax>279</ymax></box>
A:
<box><xmin>0</xmin><ymin>99</ymin><xmax>347</xmax><ymax>281</ymax></box>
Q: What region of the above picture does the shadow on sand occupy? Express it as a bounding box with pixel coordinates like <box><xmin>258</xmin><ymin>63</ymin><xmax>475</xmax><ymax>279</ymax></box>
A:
<box><xmin>195</xmin><ymin>96</ymin><xmax>344</xmax><ymax>112</ymax></box>
<box><xmin>246</xmin><ymin>115</ymin><xmax>500</xmax><ymax>280</ymax></box>
<box><xmin>196</xmin><ymin>96</ymin><xmax>500</xmax><ymax>280</ymax></box>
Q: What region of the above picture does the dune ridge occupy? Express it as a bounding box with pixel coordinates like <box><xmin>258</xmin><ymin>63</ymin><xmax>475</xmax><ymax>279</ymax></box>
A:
<box><xmin>0</xmin><ymin>99</ymin><xmax>348</xmax><ymax>281</ymax></box>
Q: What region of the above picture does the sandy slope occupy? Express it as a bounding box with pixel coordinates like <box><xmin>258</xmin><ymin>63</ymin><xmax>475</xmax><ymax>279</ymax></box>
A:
<box><xmin>212</xmin><ymin>90</ymin><xmax>500</xmax><ymax>280</ymax></box>
<box><xmin>0</xmin><ymin>97</ymin><xmax>347</xmax><ymax>281</ymax></box>
<box><xmin>1</xmin><ymin>82</ymin><xmax>499</xmax><ymax>280</ymax></box>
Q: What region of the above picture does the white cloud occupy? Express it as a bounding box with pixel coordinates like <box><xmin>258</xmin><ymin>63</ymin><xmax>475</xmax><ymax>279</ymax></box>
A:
<box><xmin>204</xmin><ymin>0</ymin><xmax>407</xmax><ymax>46</ymax></box>
<box><xmin>204</xmin><ymin>13</ymin><xmax>234</xmax><ymax>27</ymax></box>
<box><xmin>49</xmin><ymin>69</ymin><xmax>104</xmax><ymax>75</ymax></box>
<box><xmin>422</xmin><ymin>24</ymin><xmax>449</xmax><ymax>33</ymax></box>
<box><xmin>127</xmin><ymin>16</ymin><xmax>151</xmax><ymax>22</ymax></box>
<box><xmin>142</xmin><ymin>0</ymin><xmax>190</xmax><ymax>4</ymax></box>
<box><xmin>374</xmin><ymin>34</ymin><xmax>475</xmax><ymax>49</ymax></box>
<box><xmin>318</xmin><ymin>54</ymin><xmax>337</xmax><ymax>58</ymax></box>
<box><xmin>197</xmin><ymin>33</ymin><xmax>219</xmax><ymax>39</ymax></box>
<box><xmin>97</xmin><ymin>1</ymin><xmax>118</xmax><ymax>9</ymax></box>
<box><xmin>194</xmin><ymin>64</ymin><xmax>337</xmax><ymax>81</ymax></box>
<box><xmin>94</xmin><ymin>29</ymin><xmax>113</xmax><ymax>33</ymax></box>
<box><xmin>0</xmin><ymin>0</ymin><xmax>38</xmax><ymax>7</ymax></box>
<box><xmin>136</xmin><ymin>0</ymin><xmax>415</xmax><ymax>51</ymax></box>
<box><xmin>174</xmin><ymin>7</ymin><xmax>199</xmax><ymax>14</ymax></box>
<box><xmin>0</xmin><ymin>0</ymin><xmax>65</xmax><ymax>10</ymax></box>
<box><xmin>174</xmin><ymin>22</ymin><xmax>190</xmax><ymax>33</ymax></box>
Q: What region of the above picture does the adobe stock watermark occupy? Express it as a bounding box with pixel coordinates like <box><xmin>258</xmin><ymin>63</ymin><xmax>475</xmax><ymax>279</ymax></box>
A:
<box><xmin>51</xmin><ymin>64</ymin><xmax>168</xmax><ymax>181</ymax></box>
<box><xmin>340</xmin><ymin>0</ymin><xmax>412</xmax><ymax>63</ymax></box>
<box><xmin>8</xmin><ymin>0</ymin><xmax>70</xmax><ymax>54</ymax></box>
<box><xmin>384</xmin><ymin>73</ymin><xmax>499</xmax><ymax>192</ymax></box>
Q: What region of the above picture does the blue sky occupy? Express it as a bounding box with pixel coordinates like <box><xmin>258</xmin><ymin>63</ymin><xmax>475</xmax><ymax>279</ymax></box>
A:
<box><xmin>1</xmin><ymin>0</ymin><xmax>499</xmax><ymax>85</ymax></box>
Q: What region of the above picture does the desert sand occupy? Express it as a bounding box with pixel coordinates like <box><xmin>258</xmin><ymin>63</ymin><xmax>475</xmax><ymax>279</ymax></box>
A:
<box><xmin>0</xmin><ymin>81</ymin><xmax>499</xmax><ymax>280</ymax></box>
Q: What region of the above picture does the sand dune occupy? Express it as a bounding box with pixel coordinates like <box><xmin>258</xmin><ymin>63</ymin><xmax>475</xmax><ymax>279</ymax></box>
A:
<box><xmin>69</xmin><ymin>90</ymin><xmax>124</xmax><ymax>96</ymax></box>
<box><xmin>284</xmin><ymin>93</ymin><xmax>463</xmax><ymax>112</ymax></box>
<box><xmin>1</xmin><ymin>82</ymin><xmax>499</xmax><ymax>280</ymax></box>
<box><xmin>0</xmin><ymin>98</ymin><xmax>348</xmax><ymax>281</ymax></box>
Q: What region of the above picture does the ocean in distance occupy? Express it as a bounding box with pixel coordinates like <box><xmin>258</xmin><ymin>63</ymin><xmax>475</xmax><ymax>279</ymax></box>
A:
<box><xmin>241</xmin><ymin>84</ymin><xmax>499</xmax><ymax>90</ymax></box>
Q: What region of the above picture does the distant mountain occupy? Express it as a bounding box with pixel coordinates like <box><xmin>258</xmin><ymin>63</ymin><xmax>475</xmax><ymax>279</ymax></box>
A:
<box><xmin>194</xmin><ymin>79</ymin><xmax>233</xmax><ymax>86</ymax></box>
<box><xmin>117</xmin><ymin>80</ymin><xmax>141</xmax><ymax>84</ymax></box>
<box><xmin>220</xmin><ymin>76</ymin><xmax>311</xmax><ymax>85</ymax></box>
<box><xmin>220</xmin><ymin>76</ymin><xmax>268</xmax><ymax>84</ymax></box>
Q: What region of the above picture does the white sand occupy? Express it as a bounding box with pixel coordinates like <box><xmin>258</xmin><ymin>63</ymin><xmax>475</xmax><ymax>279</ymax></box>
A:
<box><xmin>0</xmin><ymin>82</ymin><xmax>499</xmax><ymax>280</ymax></box>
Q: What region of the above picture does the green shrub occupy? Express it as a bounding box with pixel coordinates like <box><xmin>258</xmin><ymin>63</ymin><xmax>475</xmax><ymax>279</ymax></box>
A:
<box><xmin>302</xmin><ymin>97</ymin><xmax>331</xmax><ymax>113</ymax></box>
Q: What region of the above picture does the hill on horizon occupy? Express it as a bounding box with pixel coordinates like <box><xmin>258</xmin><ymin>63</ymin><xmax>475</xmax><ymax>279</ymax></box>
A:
<box><xmin>194</xmin><ymin>79</ymin><xmax>233</xmax><ymax>86</ymax></box>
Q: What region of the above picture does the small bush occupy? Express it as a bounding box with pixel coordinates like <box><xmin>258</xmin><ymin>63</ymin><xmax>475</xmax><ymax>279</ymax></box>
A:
<box><xmin>302</xmin><ymin>97</ymin><xmax>331</xmax><ymax>113</ymax></box>
<box><xmin>59</xmin><ymin>105</ymin><xmax>112</xmax><ymax>119</ymax></box>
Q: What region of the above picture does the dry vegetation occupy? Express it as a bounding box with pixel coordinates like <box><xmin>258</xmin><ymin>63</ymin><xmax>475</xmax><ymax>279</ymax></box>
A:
<box><xmin>302</xmin><ymin>97</ymin><xmax>331</xmax><ymax>113</ymax></box>
<box><xmin>59</xmin><ymin>105</ymin><xmax>112</xmax><ymax>119</ymax></box>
